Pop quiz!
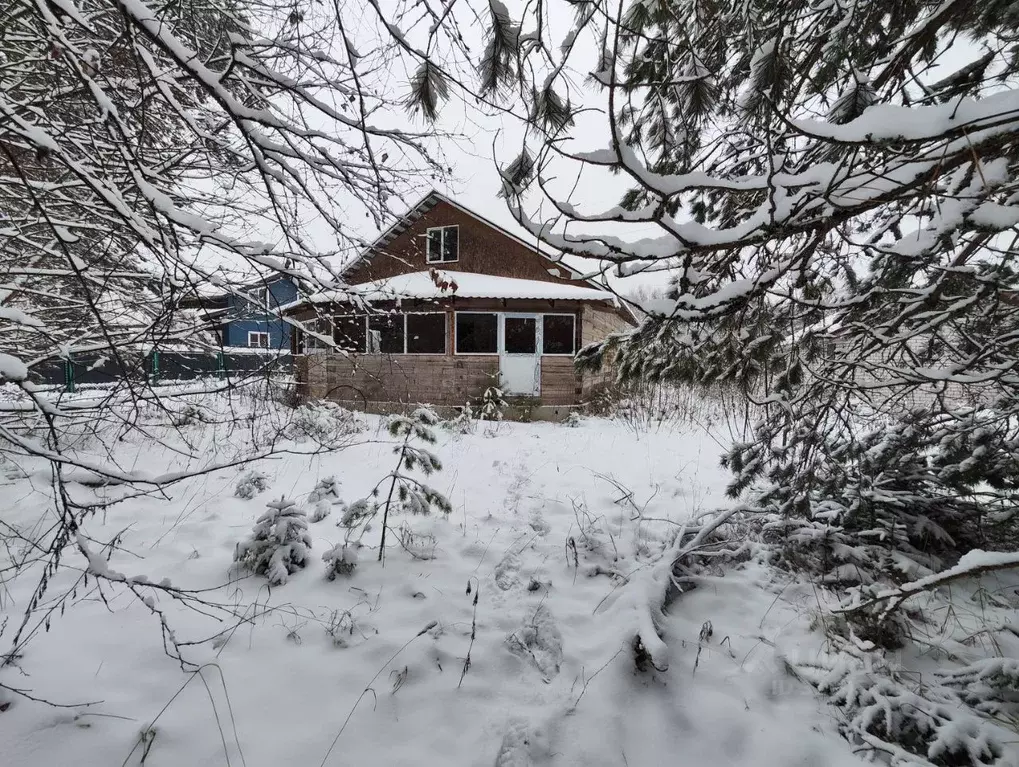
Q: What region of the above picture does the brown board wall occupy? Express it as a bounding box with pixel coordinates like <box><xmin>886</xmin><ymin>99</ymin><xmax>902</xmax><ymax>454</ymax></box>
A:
<box><xmin>579</xmin><ymin>304</ymin><xmax>635</xmax><ymax>396</ymax></box>
<box><xmin>300</xmin><ymin>353</ymin><xmax>581</xmax><ymax>406</ymax></box>
<box><xmin>343</xmin><ymin>200</ymin><xmax>581</xmax><ymax>286</ymax></box>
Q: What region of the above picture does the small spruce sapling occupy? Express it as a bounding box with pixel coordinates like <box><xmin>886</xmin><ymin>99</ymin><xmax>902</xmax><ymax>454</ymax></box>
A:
<box><xmin>348</xmin><ymin>408</ymin><xmax>453</xmax><ymax>563</ymax></box>
<box><xmin>563</xmin><ymin>410</ymin><xmax>583</xmax><ymax>428</ymax></box>
<box><xmin>323</xmin><ymin>543</ymin><xmax>358</xmax><ymax>579</ymax></box>
<box><xmin>444</xmin><ymin>402</ymin><xmax>476</xmax><ymax>435</ymax></box>
<box><xmin>234</xmin><ymin>497</ymin><xmax>312</xmax><ymax>585</ymax></box>
<box><xmin>285</xmin><ymin>401</ymin><xmax>364</xmax><ymax>445</ymax></box>
<box><xmin>308</xmin><ymin>475</ymin><xmax>341</xmax><ymax>522</ymax></box>
<box><xmin>234</xmin><ymin>469</ymin><xmax>269</xmax><ymax>500</ymax></box>
<box><xmin>480</xmin><ymin>386</ymin><xmax>507</xmax><ymax>433</ymax></box>
<box><xmin>323</xmin><ymin>499</ymin><xmax>377</xmax><ymax>579</ymax></box>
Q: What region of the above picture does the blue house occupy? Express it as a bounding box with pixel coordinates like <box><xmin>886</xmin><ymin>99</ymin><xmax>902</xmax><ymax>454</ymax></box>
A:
<box><xmin>192</xmin><ymin>276</ymin><xmax>298</xmax><ymax>350</ymax></box>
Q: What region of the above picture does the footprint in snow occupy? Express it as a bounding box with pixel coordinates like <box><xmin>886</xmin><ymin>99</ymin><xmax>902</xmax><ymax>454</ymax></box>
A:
<box><xmin>506</xmin><ymin>604</ymin><xmax>563</xmax><ymax>681</ymax></box>
<box><xmin>528</xmin><ymin>510</ymin><xmax>551</xmax><ymax>536</ymax></box>
<box><xmin>494</xmin><ymin>719</ymin><xmax>546</xmax><ymax>767</ymax></box>
<box><xmin>494</xmin><ymin>551</ymin><xmax>521</xmax><ymax>590</ymax></box>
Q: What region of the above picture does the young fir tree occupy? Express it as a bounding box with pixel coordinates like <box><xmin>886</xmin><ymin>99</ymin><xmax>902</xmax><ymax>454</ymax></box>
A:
<box><xmin>235</xmin><ymin>497</ymin><xmax>312</xmax><ymax>586</ymax></box>
<box><xmin>340</xmin><ymin>408</ymin><xmax>452</xmax><ymax>564</ymax></box>
<box><xmin>308</xmin><ymin>476</ymin><xmax>342</xmax><ymax>522</ymax></box>
<box><xmin>480</xmin><ymin>386</ymin><xmax>508</xmax><ymax>422</ymax></box>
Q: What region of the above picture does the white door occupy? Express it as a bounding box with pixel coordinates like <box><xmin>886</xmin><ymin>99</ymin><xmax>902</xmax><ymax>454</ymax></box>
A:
<box><xmin>500</xmin><ymin>314</ymin><xmax>541</xmax><ymax>396</ymax></box>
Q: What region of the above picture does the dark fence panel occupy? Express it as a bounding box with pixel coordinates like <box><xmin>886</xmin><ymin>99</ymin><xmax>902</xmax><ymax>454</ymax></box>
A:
<box><xmin>222</xmin><ymin>353</ymin><xmax>294</xmax><ymax>377</ymax></box>
<box><xmin>28</xmin><ymin>351</ymin><xmax>294</xmax><ymax>388</ymax></box>
<box><xmin>151</xmin><ymin>352</ymin><xmax>220</xmax><ymax>381</ymax></box>
<box><xmin>29</xmin><ymin>360</ymin><xmax>69</xmax><ymax>387</ymax></box>
<box><xmin>71</xmin><ymin>354</ymin><xmax>145</xmax><ymax>385</ymax></box>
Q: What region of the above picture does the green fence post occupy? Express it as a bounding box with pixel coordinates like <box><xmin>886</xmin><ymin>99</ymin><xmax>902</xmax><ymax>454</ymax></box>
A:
<box><xmin>65</xmin><ymin>356</ymin><xmax>75</xmax><ymax>393</ymax></box>
<box><xmin>217</xmin><ymin>351</ymin><xmax>225</xmax><ymax>380</ymax></box>
<box><xmin>151</xmin><ymin>350</ymin><xmax>160</xmax><ymax>384</ymax></box>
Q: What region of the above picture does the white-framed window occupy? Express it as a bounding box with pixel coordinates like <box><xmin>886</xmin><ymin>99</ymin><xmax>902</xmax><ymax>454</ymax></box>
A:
<box><xmin>451</xmin><ymin>312</ymin><xmax>578</xmax><ymax>356</ymax></box>
<box><xmin>303</xmin><ymin>317</ymin><xmax>333</xmax><ymax>352</ymax></box>
<box><xmin>455</xmin><ymin>312</ymin><xmax>499</xmax><ymax>355</ymax></box>
<box><xmin>541</xmin><ymin>314</ymin><xmax>576</xmax><ymax>355</ymax></box>
<box><xmin>426</xmin><ymin>225</ymin><xmax>459</xmax><ymax>263</ymax></box>
<box><xmin>333</xmin><ymin>315</ymin><xmax>368</xmax><ymax>352</ymax></box>
<box><xmin>366</xmin><ymin>312</ymin><xmax>447</xmax><ymax>354</ymax></box>
<box><xmin>248</xmin><ymin>331</ymin><xmax>270</xmax><ymax>348</ymax></box>
<box><xmin>330</xmin><ymin>312</ymin><xmax>447</xmax><ymax>354</ymax></box>
<box><xmin>247</xmin><ymin>285</ymin><xmax>272</xmax><ymax>309</ymax></box>
<box><xmin>405</xmin><ymin>312</ymin><xmax>447</xmax><ymax>354</ymax></box>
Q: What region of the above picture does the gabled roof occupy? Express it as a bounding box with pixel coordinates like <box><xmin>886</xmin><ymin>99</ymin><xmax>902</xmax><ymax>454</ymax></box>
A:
<box><xmin>300</xmin><ymin>271</ymin><xmax>616</xmax><ymax>305</ymax></box>
<box><xmin>341</xmin><ymin>190</ymin><xmax>592</xmax><ymax>284</ymax></box>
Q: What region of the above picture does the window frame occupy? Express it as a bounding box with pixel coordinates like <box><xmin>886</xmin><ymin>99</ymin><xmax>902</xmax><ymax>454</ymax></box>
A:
<box><xmin>246</xmin><ymin>285</ymin><xmax>271</xmax><ymax>310</ymax></box>
<box><xmin>247</xmin><ymin>330</ymin><xmax>270</xmax><ymax>349</ymax></box>
<box><xmin>332</xmin><ymin>314</ymin><xmax>368</xmax><ymax>353</ymax></box>
<box><xmin>502</xmin><ymin>313</ymin><xmax>540</xmax><ymax>355</ymax></box>
<box><xmin>301</xmin><ymin>318</ymin><xmax>327</xmax><ymax>353</ymax></box>
<box><xmin>540</xmin><ymin>313</ymin><xmax>577</xmax><ymax>356</ymax></box>
<box><xmin>425</xmin><ymin>225</ymin><xmax>460</xmax><ymax>264</ymax></box>
<box><xmin>367</xmin><ymin>313</ymin><xmax>405</xmax><ymax>354</ymax></box>
<box><xmin>454</xmin><ymin>311</ymin><xmax>500</xmax><ymax>356</ymax></box>
<box><xmin>403</xmin><ymin>311</ymin><xmax>448</xmax><ymax>355</ymax></box>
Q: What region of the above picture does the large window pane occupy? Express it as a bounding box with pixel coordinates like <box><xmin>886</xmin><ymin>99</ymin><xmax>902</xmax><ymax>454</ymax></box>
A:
<box><xmin>333</xmin><ymin>315</ymin><xmax>366</xmax><ymax>352</ymax></box>
<box><xmin>456</xmin><ymin>313</ymin><xmax>497</xmax><ymax>354</ymax></box>
<box><xmin>442</xmin><ymin>227</ymin><xmax>459</xmax><ymax>262</ymax></box>
<box><xmin>542</xmin><ymin>315</ymin><xmax>575</xmax><ymax>355</ymax></box>
<box><xmin>407</xmin><ymin>313</ymin><xmax>446</xmax><ymax>354</ymax></box>
<box><xmin>368</xmin><ymin>314</ymin><xmax>405</xmax><ymax>353</ymax></box>
<box><xmin>504</xmin><ymin>316</ymin><xmax>537</xmax><ymax>354</ymax></box>
<box><xmin>426</xmin><ymin>229</ymin><xmax>443</xmax><ymax>263</ymax></box>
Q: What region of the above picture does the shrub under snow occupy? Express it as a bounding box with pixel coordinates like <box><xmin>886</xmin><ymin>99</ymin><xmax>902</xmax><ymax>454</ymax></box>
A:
<box><xmin>285</xmin><ymin>401</ymin><xmax>363</xmax><ymax>445</ymax></box>
<box><xmin>322</xmin><ymin>543</ymin><xmax>358</xmax><ymax>579</ymax></box>
<box><xmin>308</xmin><ymin>476</ymin><xmax>341</xmax><ymax>522</ymax></box>
<box><xmin>234</xmin><ymin>497</ymin><xmax>312</xmax><ymax>586</ymax></box>
<box><xmin>234</xmin><ymin>469</ymin><xmax>270</xmax><ymax>500</ymax></box>
<box><xmin>443</xmin><ymin>403</ymin><xmax>476</xmax><ymax>435</ymax></box>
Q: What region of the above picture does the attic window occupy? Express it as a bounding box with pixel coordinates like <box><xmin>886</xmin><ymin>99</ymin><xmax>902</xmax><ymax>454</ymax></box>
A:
<box><xmin>426</xmin><ymin>226</ymin><xmax>459</xmax><ymax>263</ymax></box>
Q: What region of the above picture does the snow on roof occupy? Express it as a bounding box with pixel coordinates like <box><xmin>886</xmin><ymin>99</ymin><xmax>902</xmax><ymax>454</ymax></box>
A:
<box><xmin>302</xmin><ymin>271</ymin><xmax>615</xmax><ymax>305</ymax></box>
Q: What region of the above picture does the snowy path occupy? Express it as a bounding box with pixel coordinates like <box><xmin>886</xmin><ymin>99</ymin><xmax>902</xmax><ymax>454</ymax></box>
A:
<box><xmin>1</xmin><ymin>416</ymin><xmax>864</xmax><ymax>766</ymax></box>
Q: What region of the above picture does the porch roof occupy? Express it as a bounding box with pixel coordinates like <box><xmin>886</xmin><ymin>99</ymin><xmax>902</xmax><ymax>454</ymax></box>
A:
<box><xmin>298</xmin><ymin>270</ymin><xmax>616</xmax><ymax>306</ymax></box>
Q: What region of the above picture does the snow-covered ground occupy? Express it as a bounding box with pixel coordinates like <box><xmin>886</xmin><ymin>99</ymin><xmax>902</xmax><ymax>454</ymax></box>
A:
<box><xmin>2</xmin><ymin>397</ymin><xmax>867</xmax><ymax>766</ymax></box>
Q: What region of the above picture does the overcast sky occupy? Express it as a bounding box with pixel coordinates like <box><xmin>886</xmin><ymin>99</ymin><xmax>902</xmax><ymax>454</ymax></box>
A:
<box><xmin>311</xmin><ymin>2</ymin><xmax>670</xmax><ymax>297</ymax></box>
<box><xmin>225</xmin><ymin>2</ymin><xmax>990</xmax><ymax>298</ymax></box>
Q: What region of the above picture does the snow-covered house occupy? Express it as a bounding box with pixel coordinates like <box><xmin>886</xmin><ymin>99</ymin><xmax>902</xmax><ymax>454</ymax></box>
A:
<box><xmin>286</xmin><ymin>192</ymin><xmax>634</xmax><ymax>415</ymax></box>
<box><xmin>185</xmin><ymin>275</ymin><xmax>298</xmax><ymax>350</ymax></box>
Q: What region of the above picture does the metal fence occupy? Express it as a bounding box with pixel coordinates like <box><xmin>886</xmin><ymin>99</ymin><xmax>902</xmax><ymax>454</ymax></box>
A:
<box><xmin>29</xmin><ymin>351</ymin><xmax>294</xmax><ymax>390</ymax></box>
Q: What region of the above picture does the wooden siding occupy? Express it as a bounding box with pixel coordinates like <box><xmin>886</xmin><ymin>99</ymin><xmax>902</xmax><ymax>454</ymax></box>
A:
<box><xmin>300</xmin><ymin>352</ymin><xmax>582</xmax><ymax>406</ymax></box>
<box><xmin>580</xmin><ymin>303</ymin><xmax>634</xmax><ymax>396</ymax></box>
<box><xmin>343</xmin><ymin>199</ymin><xmax>580</xmax><ymax>286</ymax></box>
<box><xmin>581</xmin><ymin>303</ymin><xmax>633</xmax><ymax>346</ymax></box>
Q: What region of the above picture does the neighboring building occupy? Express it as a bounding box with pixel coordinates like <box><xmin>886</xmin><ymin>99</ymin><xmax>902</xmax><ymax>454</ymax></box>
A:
<box><xmin>285</xmin><ymin>191</ymin><xmax>635</xmax><ymax>415</ymax></box>
<box><xmin>187</xmin><ymin>276</ymin><xmax>299</xmax><ymax>350</ymax></box>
